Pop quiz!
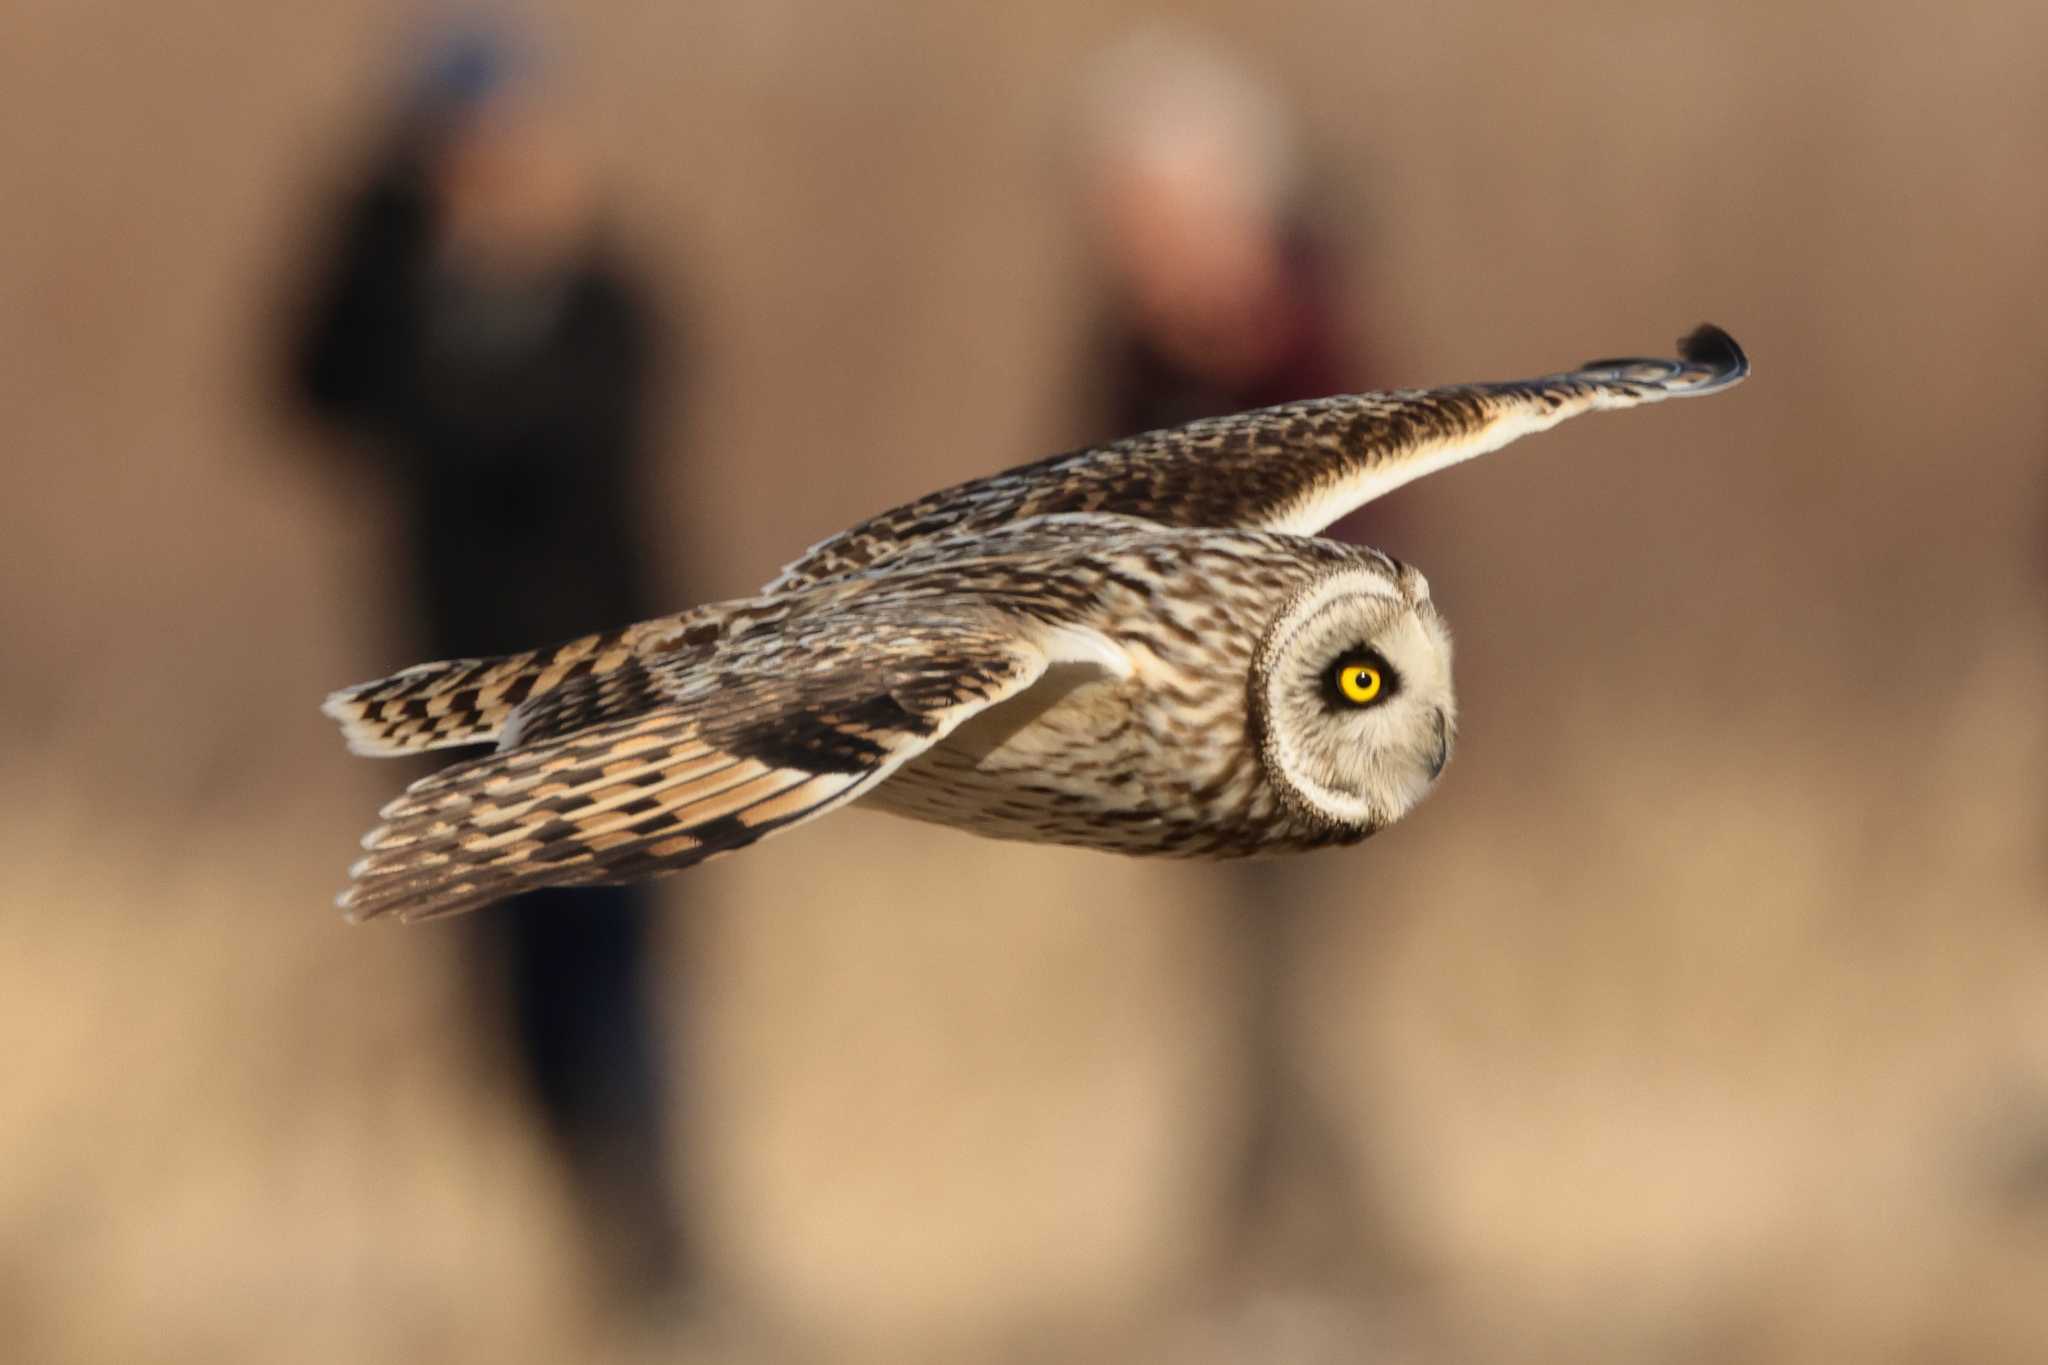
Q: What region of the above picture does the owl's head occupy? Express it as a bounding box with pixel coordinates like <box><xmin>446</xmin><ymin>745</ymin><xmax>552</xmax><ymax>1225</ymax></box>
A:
<box><xmin>1250</xmin><ymin>559</ymin><xmax>1455</xmax><ymax>836</ymax></box>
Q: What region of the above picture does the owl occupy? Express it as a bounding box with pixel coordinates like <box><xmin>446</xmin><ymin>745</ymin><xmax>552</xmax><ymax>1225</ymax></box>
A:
<box><xmin>326</xmin><ymin>325</ymin><xmax>1747</xmax><ymax>921</ymax></box>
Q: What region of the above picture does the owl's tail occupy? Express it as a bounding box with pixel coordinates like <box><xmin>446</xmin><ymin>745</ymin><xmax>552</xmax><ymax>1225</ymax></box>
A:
<box><xmin>323</xmin><ymin>621</ymin><xmax>668</xmax><ymax>756</ymax></box>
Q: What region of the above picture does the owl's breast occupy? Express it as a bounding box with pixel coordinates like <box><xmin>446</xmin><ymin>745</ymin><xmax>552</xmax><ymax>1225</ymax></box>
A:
<box><xmin>864</xmin><ymin>638</ymin><xmax>1288</xmax><ymax>857</ymax></box>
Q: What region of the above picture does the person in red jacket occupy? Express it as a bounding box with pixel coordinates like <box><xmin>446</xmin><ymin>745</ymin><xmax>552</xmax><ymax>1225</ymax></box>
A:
<box><xmin>1074</xmin><ymin>28</ymin><xmax>1408</xmax><ymax>1280</ymax></box>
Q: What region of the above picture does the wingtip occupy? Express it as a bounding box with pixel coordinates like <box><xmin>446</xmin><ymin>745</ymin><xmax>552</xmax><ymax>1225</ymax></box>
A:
<box><xmin>336</xmin><ymin>888</ymin><xmax>373</xmax><ymax>923</ymax></box>
<box><xmin>1677</xmin><ymin>322</ymin><xmax>1748</xmax><ymax>384</ymax></box>
<box><xmin>1577</xmin><ymin>323</ymin><xmax>1749</xmax><ymax>397</ymax></box>
<box><xmin>336</xmin><ymin>884</ymin><xmax>414</xmax><ymax>925</ymax></box>
<box><xmin>323</xmin><ymin>685</ymin><xmax>408</xmax><ymax>757</ymax></box>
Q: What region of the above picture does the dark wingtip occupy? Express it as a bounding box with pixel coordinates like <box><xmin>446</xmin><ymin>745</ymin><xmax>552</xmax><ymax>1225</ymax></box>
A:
<box><xmin>1575</xmin><ymin>322</ymin><xmax>1749</xmax><ymax>395</ymax></box>
<box><xmin>1677</xmin><ymin>323</ymin><xmax>1748</xmax><ymax>384</ymax></box>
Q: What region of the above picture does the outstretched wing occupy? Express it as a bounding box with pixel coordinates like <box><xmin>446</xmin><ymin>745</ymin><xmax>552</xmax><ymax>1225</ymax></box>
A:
<box><xmin>320</xmin><ymin>614</ymin><xmax>709</xmax><ymax>757</ymax></box>
<box><xmin>765</xmin><ymin>324</ymin><xmax>1748</xmax><ymax>594</ymax></box>
<box><xmin>320</xmin><ymin>515</ymin><xmax>1158</xmax><ymax>761</ymax></box>
<box><xmin>338</xmin><ymin>610</ymin><xmax>1129</xmax><ymax>923</ymax></box>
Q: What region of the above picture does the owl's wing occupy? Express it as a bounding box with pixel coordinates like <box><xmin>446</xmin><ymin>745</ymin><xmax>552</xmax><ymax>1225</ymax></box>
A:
<box><xmin>320</xmin><ymin>517</ymin><xmax>1164</xmax><ymax>760</ymax></box>
<box><xmin>337</xmin><ymin>608</ymin><xmax>1130</xmax><ymax>923</ymax></box>
<box><xmin>321</xmin><ymin>612</ymin><xmax>711</xmax><ymax>757</ymax></box>
<box><xmin>765</xmin><ymin>324</ymin><xmax>1747</xmax><ymax>594</ymax></box>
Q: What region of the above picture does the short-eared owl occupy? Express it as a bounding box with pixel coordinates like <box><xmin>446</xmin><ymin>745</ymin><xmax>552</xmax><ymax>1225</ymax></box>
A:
<box><xmin>327</xmin><ymin>325</ymin><xmax>1747</xmax><ymax>921</ymax></box>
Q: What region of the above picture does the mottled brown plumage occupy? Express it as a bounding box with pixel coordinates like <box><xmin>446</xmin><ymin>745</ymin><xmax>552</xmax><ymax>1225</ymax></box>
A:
<box><xmin>326</xmin><ymin>326</ymin><xmax>1747</xmax><ymax>921</ymax></box>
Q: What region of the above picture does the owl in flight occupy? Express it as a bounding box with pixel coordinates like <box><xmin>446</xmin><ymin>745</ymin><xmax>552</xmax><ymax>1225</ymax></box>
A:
<box><xmin>326</xmin><ymin>325</ymin><xmax>1747</xmax><ymax>921</ymax></box>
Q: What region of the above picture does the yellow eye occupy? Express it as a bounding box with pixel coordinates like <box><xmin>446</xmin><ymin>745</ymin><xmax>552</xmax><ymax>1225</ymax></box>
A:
<box><xmin>1337</xmin><ymin>663</ymin><xmax>1382</xmax><ymax>705</ymax></box>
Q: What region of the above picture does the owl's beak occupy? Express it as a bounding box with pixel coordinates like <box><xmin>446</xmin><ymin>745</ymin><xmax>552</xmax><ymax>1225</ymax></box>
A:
<box><xmin>1427</xmin><ymin>708</ymin><xmax>1450</xmax><ymax>779</ymax></box>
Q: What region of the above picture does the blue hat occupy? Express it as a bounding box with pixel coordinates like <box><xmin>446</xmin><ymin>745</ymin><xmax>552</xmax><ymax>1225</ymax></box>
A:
<box><xmin>410</xmin><ymin>21</ymin><xmax>534</xmax><ymax>114</ymax></box>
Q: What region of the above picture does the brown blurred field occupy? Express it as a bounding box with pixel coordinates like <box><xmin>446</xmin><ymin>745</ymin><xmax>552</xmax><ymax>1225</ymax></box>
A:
<box><xmin>2</xmin><ymin>2</ymin><xmax>2044</xmax><ymax>1362</ymax></box>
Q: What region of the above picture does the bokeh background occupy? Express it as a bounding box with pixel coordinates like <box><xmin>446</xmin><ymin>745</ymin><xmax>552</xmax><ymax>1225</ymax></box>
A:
<box><xmin>3</xmin><ymin>2</ymin><xmax>2044</xmax><ymax>1362</ymax></box>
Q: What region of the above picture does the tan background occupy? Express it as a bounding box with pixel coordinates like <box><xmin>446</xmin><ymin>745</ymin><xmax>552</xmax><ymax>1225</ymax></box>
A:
<box><xmin>1</xmin><ymin>2</ymin><xmax>2044</xmax><ymax>1362</ymax></box>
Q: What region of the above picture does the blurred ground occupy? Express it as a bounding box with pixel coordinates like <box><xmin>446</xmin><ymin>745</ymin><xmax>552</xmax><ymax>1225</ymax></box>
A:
<box><xmin>1</xmin><ymin>2</ymin><xmax>2044</xmax><ymax>1362</ymax></box>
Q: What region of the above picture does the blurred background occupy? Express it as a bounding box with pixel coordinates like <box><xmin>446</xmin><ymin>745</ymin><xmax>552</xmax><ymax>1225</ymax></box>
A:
<box><xmin>2</xmin><ymin>2</ymin><xmax>2043</xmax><ymax>1362</ymax></box>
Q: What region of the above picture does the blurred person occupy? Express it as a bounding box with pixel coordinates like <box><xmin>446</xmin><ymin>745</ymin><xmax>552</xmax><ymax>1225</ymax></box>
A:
<box><xmin>1073</xmin><ymin>29</ymin><xmax>1406</xmax><ymax>1287</ymax></box>
<box><xmin>1076</xmin><ymin>29</ymin><xmax>1375</xmax><ymax>434</ymax></box>
<box><xmin>284</xmin><ymin>27</ymin><xmax>686</xmax><ymax>1302</ymax></box>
